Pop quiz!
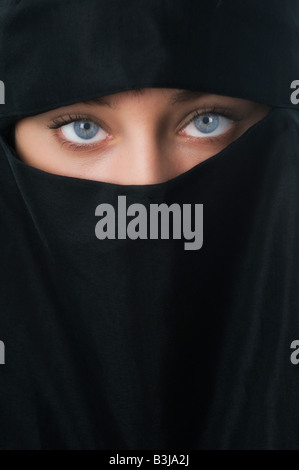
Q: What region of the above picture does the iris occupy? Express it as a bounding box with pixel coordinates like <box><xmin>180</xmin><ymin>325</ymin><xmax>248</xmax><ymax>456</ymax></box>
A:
<box><xmin>194</xmin><ymin>114</ymin><xmax>219</xmax><ymax>133</ymax></box>
<box><xmin>73</xmin><ymin>120</ymin><xmax>99</xmax><ymax>139</ymax></box>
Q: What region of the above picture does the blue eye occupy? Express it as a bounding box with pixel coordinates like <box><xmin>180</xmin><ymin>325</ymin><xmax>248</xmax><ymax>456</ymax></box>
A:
<box><xmin>60</xmin><ymin>119</ymin><xmax>109</xmax><ymax>144</ymax></box>
<box><xmin>194</xmin><ymin>114</ymin><xmax>219</xmax><ymax>133</ymax></box>
<box><xmin>183</xmin><ymin>113</ymin><xmax>232</xmax><ymax>138</ymax></box>
<box><xmin>73</xmin><ymin>120</ymin><xmax>100</xmax><ymax>139</ymax></box>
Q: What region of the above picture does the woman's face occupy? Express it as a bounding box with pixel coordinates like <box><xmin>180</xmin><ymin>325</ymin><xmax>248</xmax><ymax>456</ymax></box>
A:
<box><xmin>15</xmin><ymin>88</ymin><xmax>270</xmax><ymax>185</ymax></box>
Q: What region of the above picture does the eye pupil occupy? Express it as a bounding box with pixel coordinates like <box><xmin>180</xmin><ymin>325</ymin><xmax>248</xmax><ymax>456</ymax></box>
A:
<box><xmin>83</xmin><ymin>122</ymin><xmax>91</xmax><ymax>130</ymax></box>
<box><xmin>202</xmin><ymin>116</ymin><xmax>210</xmax><ymax>124</ymax></box>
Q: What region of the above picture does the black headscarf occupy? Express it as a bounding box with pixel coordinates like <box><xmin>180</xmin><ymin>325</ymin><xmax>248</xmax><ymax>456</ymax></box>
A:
<box><xmin>1</xmin><ymin>0</ymin><xmax>299</xmax><ymax>450</ymax></box>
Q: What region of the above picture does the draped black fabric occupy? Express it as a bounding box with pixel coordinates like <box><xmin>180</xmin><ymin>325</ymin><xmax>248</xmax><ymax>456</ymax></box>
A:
<box><xmin>0</xmin><ymin>0</ymin><xmax>299</xmax><ymax>129</ymax></box>
<box><xmin>1</xmin><ymin>0</ymin><xmax>299</xmax><ymax>450</ymax></box>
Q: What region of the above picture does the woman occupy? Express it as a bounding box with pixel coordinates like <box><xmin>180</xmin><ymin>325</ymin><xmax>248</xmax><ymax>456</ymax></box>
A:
<box><xmin>0</xmin><ymin>0</ymin><xmax>299</xmax><ymax>450</ymax></box>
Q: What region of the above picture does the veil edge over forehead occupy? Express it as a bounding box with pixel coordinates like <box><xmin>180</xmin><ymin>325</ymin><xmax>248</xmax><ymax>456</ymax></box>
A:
<box><xmin>0</xmin><ymin>0</ymin><xmax>298</xmax><ymax>129</ymax></box>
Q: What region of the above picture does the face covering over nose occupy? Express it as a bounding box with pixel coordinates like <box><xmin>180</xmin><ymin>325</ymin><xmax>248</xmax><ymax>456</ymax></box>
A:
<box><xmin>1</xmin><ymin>0</ymin><xmax>299</xmax><ymax>450</ymax></box>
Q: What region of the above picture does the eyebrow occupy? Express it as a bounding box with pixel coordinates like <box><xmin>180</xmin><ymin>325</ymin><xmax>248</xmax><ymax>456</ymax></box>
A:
<box><xmin>83</xmin><ymin>89</ymin><xmax>206</xmax><ymax>108</ymax></box>
<box><xmin>169</xmin><ymin>90</ymin><xmax>205</xmax><ymax>105</ymax></box>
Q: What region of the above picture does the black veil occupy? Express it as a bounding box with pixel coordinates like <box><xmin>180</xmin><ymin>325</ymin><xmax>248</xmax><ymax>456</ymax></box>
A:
<box><xmin>0</xmin><ymin>0</ymin><xmax>299</xmax><ymax>450</ymax></box>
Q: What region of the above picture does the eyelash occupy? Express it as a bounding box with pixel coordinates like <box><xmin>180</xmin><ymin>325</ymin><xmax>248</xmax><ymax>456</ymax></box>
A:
<box><xmin>48</xmin><ymin>114</ymin><xmax>100</xmax><ymax>129</ymax></box>
<box><xmin>47</xmin><ymin>107</ymin><xmax>241</xmax><ymax>150</ymax></box>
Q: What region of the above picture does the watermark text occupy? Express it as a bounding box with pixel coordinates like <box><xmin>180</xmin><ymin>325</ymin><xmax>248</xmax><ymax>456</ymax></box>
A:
<box><xmin>0</xmin><ymin>341</ymin><xmax>5</xmax><ymax>365</ymax></box>
<box><xmin>0</xmin><ymin>80</ymin><xmax>4</xmax><ymax>104</ymax></box>
<box><xmin>95</xmin><ymin>196</ymin><xmax>203</xmax><ymax>251</ymax></box>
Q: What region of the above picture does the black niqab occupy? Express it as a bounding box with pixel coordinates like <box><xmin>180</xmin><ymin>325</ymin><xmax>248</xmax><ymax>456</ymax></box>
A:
<box><xmin>0</xmin><ymin>0</ymin><xmax>299</xmax><ymax>450</ymax></box>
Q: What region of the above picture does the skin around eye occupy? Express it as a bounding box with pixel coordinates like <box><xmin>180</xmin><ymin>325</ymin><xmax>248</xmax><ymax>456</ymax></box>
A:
<box><xmin>14</xmin><ymin>88</ymin><xmax>271</xmax><ymax>184</ymax></box>
<box><xmin>50</xmin><ymin>109</ymin><xmax>236</xmax><ymax>150</ymax></box>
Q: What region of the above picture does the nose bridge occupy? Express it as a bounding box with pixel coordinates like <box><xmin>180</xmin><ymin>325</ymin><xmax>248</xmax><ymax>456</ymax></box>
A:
<box><xmin>123</xmin><ymin>118</ymin><xmax>167</xmax><ymax>185</ymax></box>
